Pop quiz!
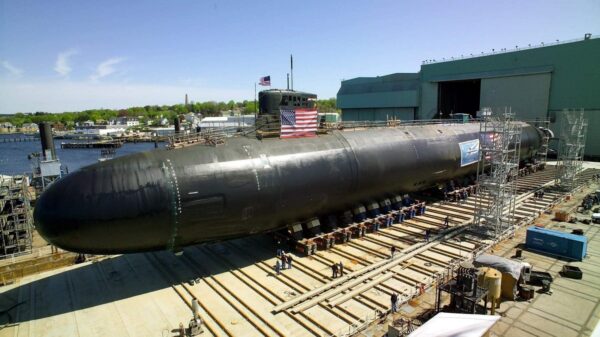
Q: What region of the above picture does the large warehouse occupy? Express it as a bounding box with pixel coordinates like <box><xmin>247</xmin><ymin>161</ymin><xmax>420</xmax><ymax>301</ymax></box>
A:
<box><xmin>337</xmin><ymin>35</ymin><xmax>600</xmax><ymax>158</ymax></box>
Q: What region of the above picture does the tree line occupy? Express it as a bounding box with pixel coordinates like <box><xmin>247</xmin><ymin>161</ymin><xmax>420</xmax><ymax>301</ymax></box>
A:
<box><xmin>1</xmin><ymin>98</ymin><xmax>338</xmax><ymax>128</ymax></box>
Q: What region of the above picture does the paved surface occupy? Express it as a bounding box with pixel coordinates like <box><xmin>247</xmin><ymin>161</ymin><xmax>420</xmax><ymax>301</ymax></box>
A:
<box><xmin>372</xmin><ymin>176</ymin><xmax>600</xmax><ymax>337</ymax></box>
<box><xmin>490</xmin><ymin>184</ymin><xmax>600</xmax><ymax>337</ymax></box>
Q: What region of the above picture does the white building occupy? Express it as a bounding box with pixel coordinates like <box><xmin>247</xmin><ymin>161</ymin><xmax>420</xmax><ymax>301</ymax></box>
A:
<box><xmin>0</xmin><ymin>122</ymin><xmax>15</xmax><ymax>133</ymax></box>
<box><xmin>74</xmin><ymin>125</ymin><xmax>127</xmax><ymax>136</ymax></box>
<box><xmin>148</xmin><ymin>127</ymin><xmax>175</xmax><ymax>136</ymax></box>
<box><xmin>184</xmin><ymin>113</ymin><xmax>202</xmax><ymax>128</ymax></box>
<box><xmin>116</xmin><ymin>117</ymin><xmax>140</xmax><ymax>127</ymax></box>
<box><xmin>20</xmin><ymin>123</ymin><xmax>39</xmax><ymax>132</ymax></box>
<box><xmin>199</xmin><ymin>115</ymin><xmax>255</xmax><ymax>135</ymax></box>
<box><xmin>159</xmin><ymin>117</ymin><xmax>169</xmax><ymax>126</ymax></box>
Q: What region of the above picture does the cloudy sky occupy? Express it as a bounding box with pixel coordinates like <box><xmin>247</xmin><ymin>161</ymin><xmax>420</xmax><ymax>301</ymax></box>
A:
<box><xmin>1</xmin><ymin>0</ymin><xmax>599</xmax><ymax>114</ymax></box>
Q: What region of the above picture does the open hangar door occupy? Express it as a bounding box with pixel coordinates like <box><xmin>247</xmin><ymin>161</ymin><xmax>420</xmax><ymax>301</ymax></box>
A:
<box><xmin>479</xmin><ymin>73</ymin><xmax>551</xmax><ymax>121</ymax></box>
<box><xmin>437</xmin><ymin>79</ymin><xmax>481</xmax><ymax>118</ymax></box>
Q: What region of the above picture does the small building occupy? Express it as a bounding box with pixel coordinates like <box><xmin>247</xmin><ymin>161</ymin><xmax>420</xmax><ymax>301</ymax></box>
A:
<box><xmin>148</xmin><ymin>127</ymin><xmax>175</xmax><ymax>136</ymax></box>
<box><xmin>52</xmin><ymin>122</ymin><xmax>67</xmax><ymax>131</ymax></box>
<box><xmin>116</xmin><ymin>117</ymin><xmax>139</xmax><ymax>127</ymax></box>
<box><xmin>184</xmin><ymin>113</ymin><xmax>202</xmax><ymax>127</ymax></box>
<box><xmin>74</xmin><ymin>125</ymin><xmax>127</xmax><ymax>136</ymax></box>
<box><xmin>199</xmin><ymin>115</ymin><xmax>255</xmax><ymax>136</ymax></box>
<box><xmin>19</xmin><ymin>123</ymin><xmax>38</xmax><ymax>133</ymax></box>
<box><xmin>0</xmin><ymin>122</ymin><xmax>15</xmax><ymax>133</ymax></box>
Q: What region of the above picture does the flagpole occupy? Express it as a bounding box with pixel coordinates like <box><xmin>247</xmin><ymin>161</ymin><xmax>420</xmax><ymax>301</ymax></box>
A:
<box><xmin>290</xmin><ymin>54</ymin><xmax>294</xmax><ymax>91</ymax></box>
<box><xmin>254</xmin><ymin>82</ymin><xmax>257</xmax><ymax>117</ymax></box>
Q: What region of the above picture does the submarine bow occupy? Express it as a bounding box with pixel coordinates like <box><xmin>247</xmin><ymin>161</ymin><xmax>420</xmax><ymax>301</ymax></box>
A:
<box><xmin>34</xmin><ymin>123</ymin><xmax>544</xmax><ymax>254</ymax></box>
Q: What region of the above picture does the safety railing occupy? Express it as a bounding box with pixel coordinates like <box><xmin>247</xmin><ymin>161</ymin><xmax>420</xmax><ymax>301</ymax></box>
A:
<box><xmin>422</xmin><ymin>35</ymin><xmax>596</xmax><ymax>65</ymax></box>
<box><xmin>330</xmin><ymin>309</ymin><xmax>382</xmax><ymax>337</ymax></box>
<box><xmin>167</xmin><ymin>128</ymin><xmax>231</xmax><ymax>149</ymax></box>
<box><xmin>0</xmin><ymin>245</ymin><xmax>64</xmax><ymax>263</ymax></box>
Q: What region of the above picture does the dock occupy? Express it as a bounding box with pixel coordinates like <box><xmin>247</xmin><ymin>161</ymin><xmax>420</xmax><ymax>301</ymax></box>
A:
<box><xmin>0</xmin><ymin>136</ymin><xmax>39</xmax><ymax>143</ymax></box>
<box><xmin>60</xmin><ymin>140</ymin><xmax>123</xmax><ymax>149</ymax></box>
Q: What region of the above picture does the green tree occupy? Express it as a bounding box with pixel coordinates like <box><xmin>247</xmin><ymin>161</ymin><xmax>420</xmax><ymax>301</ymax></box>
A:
<box><xmin>227</xmin><ymin>100</ymin><xmax>236</xmax><ymax>110</ymax></box>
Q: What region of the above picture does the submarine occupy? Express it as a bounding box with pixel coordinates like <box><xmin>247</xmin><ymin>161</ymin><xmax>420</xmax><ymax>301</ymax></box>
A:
<box><xmin>34</xmin><ymin>117</ymin><xmax>546</xmax><ymax>254</ymax></box>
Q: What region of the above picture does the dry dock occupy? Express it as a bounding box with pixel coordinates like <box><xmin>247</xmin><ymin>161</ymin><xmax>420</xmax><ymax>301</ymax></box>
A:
<box><xmin>1</xmin><ymin>165</ymin><xmax>599</xmax><ymax>337</ymax></box>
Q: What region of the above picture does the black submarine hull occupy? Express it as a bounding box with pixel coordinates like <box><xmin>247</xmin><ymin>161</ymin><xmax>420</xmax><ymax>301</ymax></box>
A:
<box><xmin>34</xmin><ymin>123</ymin><xmax>543</xmax><ymax>254</ymax></box>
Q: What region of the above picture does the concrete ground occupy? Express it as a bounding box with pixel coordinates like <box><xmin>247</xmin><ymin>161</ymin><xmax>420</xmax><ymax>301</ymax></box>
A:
<box><xmin>370</xmin><ymin>175</ymin><xmax>600</xmax><ymax>337</ymax></box>
<box><xmin>490</xmin><ymin>183</ymin><xmax>600</xmax><ymax>337</ymax></box>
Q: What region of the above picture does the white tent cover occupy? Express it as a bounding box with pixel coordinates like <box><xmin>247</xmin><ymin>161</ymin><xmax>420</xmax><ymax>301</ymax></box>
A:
<box><xmin>474</xmin><ymin>254</ymin><xmax>522</xmax><ymax>280</ymax></box>
<box><xmin>408</xmin><ymin>312</ymin><xmax>500</xmax><ymax>337</ymax></box>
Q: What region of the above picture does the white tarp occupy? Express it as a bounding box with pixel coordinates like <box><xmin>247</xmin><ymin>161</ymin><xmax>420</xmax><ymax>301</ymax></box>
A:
<box><xmin>474</xmin><ymin>254</ymin><xmax>522</xmax><ymax>280</ymax></box>
<box><xmin>408</xmin><ymin>313</ymin><xmax>500</xmax><ymax>337</ymax></box>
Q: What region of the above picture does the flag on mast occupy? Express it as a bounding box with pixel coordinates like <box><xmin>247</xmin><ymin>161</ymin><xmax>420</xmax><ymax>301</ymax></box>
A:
<box><xmin>280</xmin><ymin>108</ymin><xmax>318</xmax><ymax>138</ymax></box>
<box><xmin>259</xmin><ymin>76</ymin><xmax>271</xmax><ymax>86</ymax></box>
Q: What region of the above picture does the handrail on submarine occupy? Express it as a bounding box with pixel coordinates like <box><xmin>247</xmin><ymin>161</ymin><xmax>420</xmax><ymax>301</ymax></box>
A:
<box><xmin>166</xmin><ymin>117</ymin><xmax>546</xmax><ymax>149</ymax></box>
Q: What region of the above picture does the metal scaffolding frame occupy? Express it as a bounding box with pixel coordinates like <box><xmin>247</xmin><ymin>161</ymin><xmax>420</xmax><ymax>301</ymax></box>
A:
<box><xmin>555</xmin><ymin>109</ymin><xmax>587</xmax><ymax>192</ymax></box>
<box><xmin>0</xmin><ymin>175</ymin><xmax>34</xmax><ymax>257</ymax></box>
<box><xmin>474</xmin><ymin>108</ymin><xmax>522</xmax><ymax>236</ymax></box>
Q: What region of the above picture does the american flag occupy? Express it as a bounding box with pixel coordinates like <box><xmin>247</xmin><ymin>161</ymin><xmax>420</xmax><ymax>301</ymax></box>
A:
<box><xmin>280</xmin><ymin>108</ymin><xmax>318</xmax><ymax>138</ymax></box>
<box><xmin>259</xmin><ymin>76</ymin><xmax>271</xmax><ymax>86</ymax></box>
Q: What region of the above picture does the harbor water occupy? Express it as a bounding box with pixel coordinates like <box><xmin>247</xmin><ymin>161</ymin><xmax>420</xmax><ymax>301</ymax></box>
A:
<box><xmin>0</xmin><ymin>134</ymin><xmax>165</xmax><ymax>175</ymax></box>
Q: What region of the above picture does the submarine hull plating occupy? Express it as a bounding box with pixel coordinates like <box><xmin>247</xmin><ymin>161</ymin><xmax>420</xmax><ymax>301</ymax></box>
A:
<box><xmin>34</xmin><ymin>123</ymin><xmax>543</xmax><ymax>254</ymax></box>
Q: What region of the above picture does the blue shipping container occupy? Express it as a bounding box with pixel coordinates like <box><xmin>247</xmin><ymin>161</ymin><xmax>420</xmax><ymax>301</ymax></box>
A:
<box><xmin>526</xmin><ymin>226</ymin><xmax>587</xmax><ymax>261</ymax></box>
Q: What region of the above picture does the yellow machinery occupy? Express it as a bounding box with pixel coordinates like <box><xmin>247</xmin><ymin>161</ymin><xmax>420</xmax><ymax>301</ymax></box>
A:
<box><xmin>478</xmin><ymin>267</ymin><xmax>502</xmax><ymax>314</ymax></box>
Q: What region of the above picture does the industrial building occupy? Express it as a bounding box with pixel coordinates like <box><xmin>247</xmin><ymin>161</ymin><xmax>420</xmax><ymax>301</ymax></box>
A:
<box><xmin>337</xmin><ymin>35</ymin><xmax>600</xmax><ymax>158</ymax></box>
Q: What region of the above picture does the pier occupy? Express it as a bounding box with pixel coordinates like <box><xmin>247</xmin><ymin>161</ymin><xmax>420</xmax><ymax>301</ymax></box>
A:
<box><xmin>60</xmin><ymin>140</ymin><xmax>123</xmax><ymax>149</ymax></box>
<box><xmin>0</xmin><ymin>136</ymin><xmax>39</xmax><ymax>143</ymax></box>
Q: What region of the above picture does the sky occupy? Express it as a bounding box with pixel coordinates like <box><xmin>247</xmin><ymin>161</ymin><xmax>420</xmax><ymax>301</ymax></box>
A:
<box><xmin>0</xmin><ymin>0</ymin><xmax>599</xmax><ymax>114</ymax></box>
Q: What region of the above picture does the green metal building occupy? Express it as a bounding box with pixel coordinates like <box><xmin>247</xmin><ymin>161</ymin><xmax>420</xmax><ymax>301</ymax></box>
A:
<box><xmin>337</xmin><ymin>36</ymin><xmax>600</xmax><ymax>158</ymax></box>
<box><xmin>336</xmin><ymin>73</ymin><xmax>420</xmax><ymax>121</ymax></box>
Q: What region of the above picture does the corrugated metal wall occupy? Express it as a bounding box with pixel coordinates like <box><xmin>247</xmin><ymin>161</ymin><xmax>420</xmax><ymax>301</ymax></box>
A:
<box><xmin>480</xmin><ymin>73</ymin><xmax>551</xmax><ymax>121</ymax></box>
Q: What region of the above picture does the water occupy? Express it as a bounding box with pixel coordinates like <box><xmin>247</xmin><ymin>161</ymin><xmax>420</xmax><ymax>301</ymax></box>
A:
<box><xmin>0</xmin><ymin>134</ymin><xmax>165</xmax><ymax>175</ymax></box>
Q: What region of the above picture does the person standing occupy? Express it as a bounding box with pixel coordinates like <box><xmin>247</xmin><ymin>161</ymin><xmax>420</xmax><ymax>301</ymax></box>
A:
<box><xmin>425</xmin><ymin>229</ymin><xmax>430</xmax><ymax>242</ymax></box>
<box><xmin>332</xmin><ymin>263</ymin><xmax>338</xmax><ymax>278</ymax></box>
<box><xmin>444</xmin><ymin>216</ymin><xmax>450</xmax><ymax>228</ymax></box>
<box><xmin>391</xmin><ymin>292</ymin><xmax>398</xmax><ymax>313</ymax></box>
<box><xmin>338</xmin><ymin>261</ymin><xmax>344</xmax><ymax>276</ymax></box>
<box><xmin>281</xmin><ymin>254</ymin><xmax>287</xmax><ymax>270</ymax></box>
<box><xmin>287</xmin><ymin>254</ymin><xmax>293</xmax><ymax>269</ymax></box>
<box><xmin>391</xmin><ymin>245</ymin><xmax>396</xmax><ymax>258</ymax></box>
<box><xmin>275</xmin><ymin>260</ymin><xmax>281</xmax><ymax>275</ymax></box>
